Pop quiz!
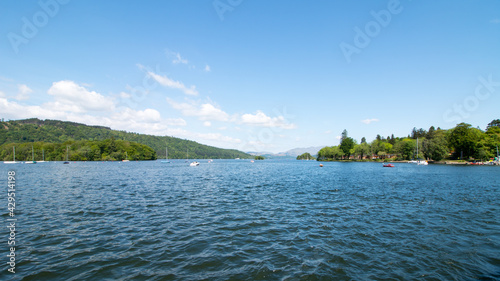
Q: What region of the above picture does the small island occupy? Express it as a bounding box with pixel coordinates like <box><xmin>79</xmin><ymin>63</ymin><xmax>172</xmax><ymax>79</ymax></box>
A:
<box><xmin>296</xmin><ymin>153</ymin><xmax>315</xmax><ymax>160</ymax></box>
<box><xmin>254</xmin><ymin>156</ymin><xmax>265</xmax><ymax>160</ymax></box>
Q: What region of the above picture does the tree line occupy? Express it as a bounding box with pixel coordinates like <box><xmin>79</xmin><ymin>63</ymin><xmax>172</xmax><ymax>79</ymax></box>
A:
<box><xmin>0</xmin><ymin>118</ymin><xmax>250</xmax><ymax>159</ymax></box>
<box><xmin>0</xmin><ymin>138</ymin><xmax>156</xmax><ymax>161</ymax></box>
<box><xmin>318</xmin><ymin>120</ymin><xmax>500</xmax><ymax>162</ymax></box>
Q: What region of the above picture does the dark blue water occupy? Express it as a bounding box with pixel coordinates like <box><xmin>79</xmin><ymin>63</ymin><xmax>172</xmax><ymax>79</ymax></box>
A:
<box><xmin>1</xmin><ymin>160</ymin><xmax>499</xmax><ymax>280</ymax></box>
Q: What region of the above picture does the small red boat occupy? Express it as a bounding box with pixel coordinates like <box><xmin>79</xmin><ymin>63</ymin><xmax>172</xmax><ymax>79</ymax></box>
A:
<box><xmin>383</xmin><ymin>163</ymin><xmax>394</xmax><ymax>167</ymax></box>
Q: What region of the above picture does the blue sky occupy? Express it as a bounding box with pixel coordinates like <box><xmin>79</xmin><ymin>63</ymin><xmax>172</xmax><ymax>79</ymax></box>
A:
<box><xmin>1</xmin><ymin>0</ymin><xmax>499</xmax><ymax>153</ymax></box>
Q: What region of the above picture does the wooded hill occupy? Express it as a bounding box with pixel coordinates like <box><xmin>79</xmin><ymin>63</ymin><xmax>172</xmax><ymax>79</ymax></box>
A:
<box><xmin>0</xmin><ymin>118</ymin><xmax>250</xmax><ymax>160</ymax></box>
<box><xmin>1</xmin><ymin>139</ymin><xmax>156</xmax><ymax>161</ymax></box>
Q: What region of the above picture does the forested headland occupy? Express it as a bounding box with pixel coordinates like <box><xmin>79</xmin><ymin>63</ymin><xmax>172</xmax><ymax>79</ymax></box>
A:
<box><xmin>296</xmin><ymin>153</ymin><xmax>315</xmax><ymax>160</ymax></box>
<box><xmin>0</xmin><ymin>118</ymin><xmax>250</xmax><ymax>160</ymax></box>
<box><xmin>1</xmin><ymin>138</ymin><xmax>156</xmax><ymax>161</ymax></box>
<box><xmin>317</xmin><ymin>120</ymin><xmax>500</xmax><ymax>162</ymax></box>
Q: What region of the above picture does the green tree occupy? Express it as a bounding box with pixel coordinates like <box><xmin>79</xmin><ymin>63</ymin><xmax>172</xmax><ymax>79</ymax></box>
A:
<box><xmin>486</xmin><ymin>119</ymin><xmax>500</xmax><ymax>130</ymax></box>
<box><xmin>339</xmin><ymin>137</ymin><xmax>355</xmax><ymax>159</ymax></box>
<box><xmin>394</xmin><ymin>138</ymin><xmax>415</xmax><ymax>160</ymax></box>
<box><xmin>422</xmin><ymin>136</ymin><xmax>449</xmax><ymax>161</ymax></box>
<box><xmin>448</xmin><ymin>123</ymin><xmax>483</xmax><ymax>159</ymax></box>
<box><xmin>354</xmin><ymin>142</ymin><xmax>370</xmax><ymax>159</ymax></box>
<box><xmin>297</xmin><ymin>153</ymin><xmax>315</xmax><ymax>160</ymax></box>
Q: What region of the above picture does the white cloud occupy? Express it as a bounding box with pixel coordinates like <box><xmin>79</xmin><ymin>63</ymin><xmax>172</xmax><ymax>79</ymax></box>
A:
<box><xmin>112</xmin><ymin>108</ymin><xmax>161</xmax><ymax>123</ymax></box>
<box><xmin>16</xmin><ymin>84</ymin><xmax>32</xmax><ymax>100</ymax></box>
<box><xmin>198</xmin><ymin>132</ymin><xmax>241</xmax><ymax>143</ymax></box>
<box><xmin>148</xmin><ymin>71</ymin><xmax>198</xmax><ymax>96</ymax></box>
<box><xmin>0</xmin><ymin>91</ymin><xmax>5</xmax><ymax>98</ymax></box>
<box><xmin>165</xmin><ymin>118</ymin><xmax>187</xmax><ymax>126</ymax></box>
<box><xmin>47</xmin><ymin>80</ymin><xmax>115</xmax><ymax>112</ymax></box>
<box><xmin>119</xmin><ymin>91</ymin><xmax>131</xmax><ymax>99</ymax></box>
<box><xmin>361</xmin><ymin>118</ymin><xmax>379</xmax><ymax>124</ymax></box>
<box><xmin>166</xmin><ymin>98</ymin><xmax>229</xmax><ymax>121</ymax></box>
<box><xmin>204</xmin><ymin>65</ymin><xmax>211</xmax><ymax>72</ymax></box>
<box><xmin>203</xmin><ymin>121</ymin><xmax>212</xmax><ymax>127</ymax></box>
<box><xmin>155</xmin><ymin>127</ymin><xmax>242</xmax><ymax>147</ymax></box>
<box><xmin>172</xmin><ymin>52</ymin><xmax>188</xmax><ymax>64</ymax></box>
<box><xmin>241</xmin><ymin>110</ymin><xmax>296</xmax><ymax>129</ymax></box>
<box><xmin>0</xmin><ymin>97</ymin><xmax>66</xmax><ymax>120</ymax></box>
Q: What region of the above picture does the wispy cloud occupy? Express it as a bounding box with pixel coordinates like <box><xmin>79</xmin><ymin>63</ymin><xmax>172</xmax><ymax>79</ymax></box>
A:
<box><xmin>172</xmin><ymin>52</ymin><xmax>188</xmax><ymax>64</ymax></box>
<box><xmin>166</xmin><ymin>98</ymin><xmax>230</xmax><ymax>121</ymax></box>
<box><xmin>147</xmin><ymin>71</ymin><xmax>199</xmax><ymax>96</ymax></box>
<box><xmin>165</xmin><ymin>50</ymin><xmax>189</xmax><ymax>65</ymax></box>
<box><xmin>204</xmin><ymin>65</ymin><xmax>211</xmax><ymax>72</ymax></box>
<box><xmin>16</xmin><ymin>84</ymin><xmax>32</xmax><ymax>100</ymax></box>
<box><xmin>241</xmin><ymin>110</ymin><xmax>296</xmax><ymax>129</ymax></box>
<box><xmin>0</xmin><ymin>76</ymin><xmax>14</xmax><ymax>82</ymax></box>
<box><xmin>490</xmin><ymin>18</ymin><xmax>500</xmax><ymax>24</ymax></box>
<box><xmin>361</xmin><ymin>118</ymin><xmax>379</xmax><ymax>124</ymax></box>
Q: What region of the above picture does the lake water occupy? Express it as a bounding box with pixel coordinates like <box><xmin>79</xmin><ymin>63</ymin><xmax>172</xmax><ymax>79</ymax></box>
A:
<box><xmin>1</xmin><ymin>160</ymin><xmax>499</xmax><ymax>280</ymax></box>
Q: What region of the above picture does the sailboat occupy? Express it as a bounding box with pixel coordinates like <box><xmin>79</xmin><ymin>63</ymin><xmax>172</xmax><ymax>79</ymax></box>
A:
<box><xmin>63</xmin><ymin>146</ymin><xmax>70</xmax><ymax>164</ymax></box>
<box><xmin>416</xmin><ymin>138</ymin><xmax>428</xmax><ymax>165</ymax></box>
<box><xmin>38</xmin><ymin>148</ymin><xmax>46</xmax><ymax>163</ymax></box>
<box><xmin>122</xmin><ymin>151</ymin><xmax>130</xmax><ymax>162</ymax></box>
<box><xmin>187</xmin><ymin>148</ymin><xmax>199</xmax><ymax>166</ymax></box>
<box><xmin>4</xmin><ymin>147</ymin><xmax>18</xmax><ymax>164</ymax></box>
<box><xmin>25</xmin><ymin>145</ymin><xmax>37</xmax><ymax>164</ymax></box>
<box><xmin>161</xmin><ymin>147</ymin><xmax>170</xmax><ymax>163</ymax></box>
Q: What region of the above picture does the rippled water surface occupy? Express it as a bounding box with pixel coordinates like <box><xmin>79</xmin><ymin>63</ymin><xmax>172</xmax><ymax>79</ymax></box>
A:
<box><xmin>1</xmin><ymin>160</ymin><xmax>499</xmax><ymax>280</ymax></box>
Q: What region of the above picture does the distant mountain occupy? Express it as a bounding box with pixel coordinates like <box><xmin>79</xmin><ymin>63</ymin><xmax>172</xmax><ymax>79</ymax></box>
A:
<box><xmin>248</xmin><ymin>146</ymin><xmax>324</xmax><ymax>158</ymax></box>
<box><xmin>0</xmin><ymin>118</ymin><xmax>250</xmax><ymax>159</ymax></box>
<box><xmin>280</xmin><ymin>146</ymin><xmax>324</xmax><ymax>157</ymax></box>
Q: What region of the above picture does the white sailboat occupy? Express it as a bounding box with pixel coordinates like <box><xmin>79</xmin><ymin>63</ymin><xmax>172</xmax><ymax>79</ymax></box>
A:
<box><xmin>122</xmin><ymin>151</ymin><xmax>130</xmax><ymax>162</ymax></box>
<box><xmin>415</xmin><ymin>138</ymin><xmax>428</xmax><ymax>165</ymax></box>
<box><xmin>63</xmin><ymin>146</ymin><xmax>70</xmax><ymax>164</ymax></box>
<box><xmin>4</xmin><ymin>147</ymin><xmax>18</xmax><ymax>164</ymax></box>
<box><xmin>38</xmin><ymin>148</ymin><xmax>46</xmax><ymax>163</ymax></box>
<box><xmin>161</xmin><ymin>147</ymin><xmax>170</xmax><ymax>163</ymax></box>
<box><xmin>187</xmin><ymin>148</ymin><xmax>199</xmax><ymax>166</ymax></box>
<box><xmin>25</xmin><ymin>145</ymin><xmax>37</xmax><ymax>164</ymax></box>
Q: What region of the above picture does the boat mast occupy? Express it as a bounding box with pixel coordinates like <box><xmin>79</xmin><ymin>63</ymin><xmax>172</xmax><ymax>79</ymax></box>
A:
<box><xmin>13</xmin><ymin>146</ymin><xmax>16</xmax><ymax>162</ymax></box>
<box><xmin>32</xmin><ymin>145</ymin><xmax>34</xmax><ymax>161</ymax></box>
<box><xmin>416</xmin><ymin>137</ymin><xmax>419</xmax><ymax>160</ymax></box>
